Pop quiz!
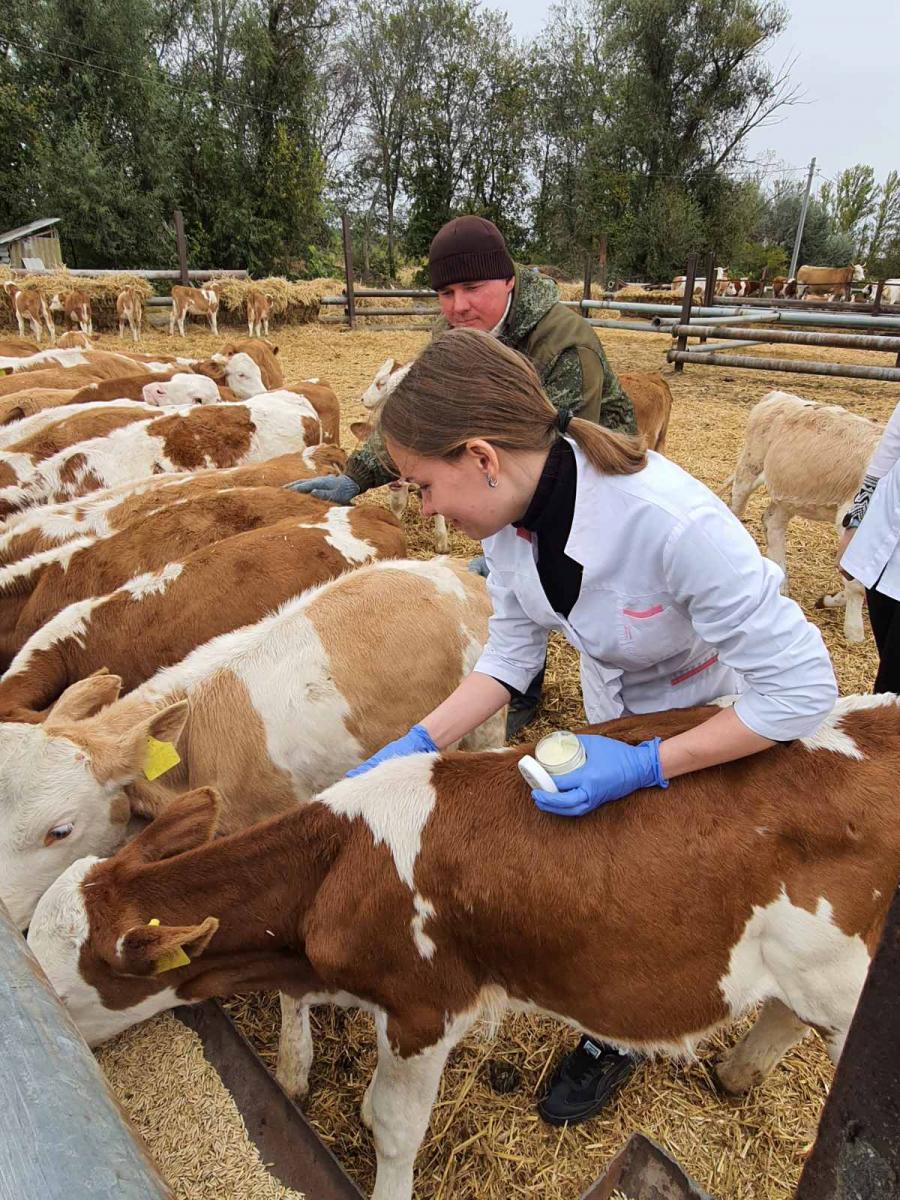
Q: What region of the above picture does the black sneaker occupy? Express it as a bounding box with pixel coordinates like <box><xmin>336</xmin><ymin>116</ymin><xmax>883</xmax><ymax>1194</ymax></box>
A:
<box><xmin>537</xmin><ymin>1035</ymin><xmax>636</xmax><ymax>1126</ymax></box>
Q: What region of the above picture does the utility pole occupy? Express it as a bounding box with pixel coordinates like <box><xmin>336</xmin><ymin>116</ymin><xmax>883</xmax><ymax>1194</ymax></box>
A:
<box><xmin>788</xmin><ymin>157</ymin><xmax>816</xmax><ymax>280</ymax></box>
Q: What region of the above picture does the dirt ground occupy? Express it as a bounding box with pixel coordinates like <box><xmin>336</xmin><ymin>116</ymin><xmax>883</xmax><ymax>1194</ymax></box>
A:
<box><xmin>122</xmin><ymin>321</ymin><xmax>895</xmax><ymax>1200</ymax></box>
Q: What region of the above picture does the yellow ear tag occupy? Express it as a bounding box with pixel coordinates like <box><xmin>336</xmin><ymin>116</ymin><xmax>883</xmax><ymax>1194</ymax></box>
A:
<box><xmin>143</xmin><ymin>737</ymin><xmax>181</xmax><ymax>782</ymax></box>
<box><xmin>147</xmin><ymin>918</ymin><xmax>191</xmax><ymax>974</ymax></box>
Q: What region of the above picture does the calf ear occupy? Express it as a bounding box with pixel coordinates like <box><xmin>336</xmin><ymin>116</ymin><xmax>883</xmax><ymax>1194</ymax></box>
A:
<box><xmin>1</xmin><ymin>405</ymin><xmax>24</xmax><ymax>425</ymax></box>
<box><xmin>126</xmin><ymin>787</ymin><xmax>221</xmax><ymax>864</ymax></box>
<box><xmin>118</xmin><ymin>915</ymin><xmax>219</xmax><ymax>977</ymax></box>
<box><xmin>90</xmin><ymin>699</ymin><xmax>190</xmax><ymax>784</ymax></box>
<box><xmin>45</xmin><ymin>672</ymin><xmax>123</xmax><ymax>727</ymax></box>
<box><xmin>349</xmin><ymin>420</ymin><xmax>372</xmax><ymax>442</ymax></box>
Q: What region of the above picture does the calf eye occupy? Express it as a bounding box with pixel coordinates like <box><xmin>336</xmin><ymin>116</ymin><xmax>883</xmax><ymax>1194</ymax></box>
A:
<box><xmin>44</xmin><ymin>823</ymin><xmax>74</xmax><ymax>846</ymax></box>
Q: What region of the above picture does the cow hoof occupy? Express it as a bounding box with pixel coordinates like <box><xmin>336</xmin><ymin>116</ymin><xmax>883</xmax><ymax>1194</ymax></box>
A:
<box><xmin>714</xmin><ymin>1057</ymin><xmax>761</xmax><ymax>1096</ymax></box>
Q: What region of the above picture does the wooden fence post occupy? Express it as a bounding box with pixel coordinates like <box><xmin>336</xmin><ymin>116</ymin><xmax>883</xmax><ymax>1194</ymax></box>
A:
<box><xmin>582</xmin><ymin>252</ymin><xmax>593</xmax><ymax>312</ymax></box>
<box><xmin>173</xmin><ymin>210</ymin><xmax>189</xmax><ymax>286</ymax></box>
<box><xmin>341</xmin><ymin>212</ymin><xmax>356</xmax><ymax>330</ymax></box>
<box><xmin>672</xmin><ymin>253</ymin><xmax>697</xmax><ymax>373</ymax></box>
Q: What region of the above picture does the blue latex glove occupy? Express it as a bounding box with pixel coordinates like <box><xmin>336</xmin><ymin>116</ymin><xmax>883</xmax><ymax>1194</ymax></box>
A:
<box><xmin>346</xmin><ymin>724</ymin><xmax>438</xmax><ymax>778</ymax></box>
<box><xmin>532</xmin><ymin>734</ymin><xmax>668</xmax><ymax>817</ymax></box>
<box><xmin>284</xmin><ymin>473</ymin><xmax>360</xmax><ymax>504</ymax></box>
<box><xmin>467</xmin><ymin>554</ymin><xmax>489</xmax><ymax>578</ymax></box>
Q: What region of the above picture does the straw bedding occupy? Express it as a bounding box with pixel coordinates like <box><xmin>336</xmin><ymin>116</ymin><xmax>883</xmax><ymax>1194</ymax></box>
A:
<box><xmin>97</xmin><ymin>1013</ymin><xmax>305</xmax><ymax>1200</ymax></box>
<box><xmin>93</xmin><ymin>322</ymin><xmax>894</xmax><ymax>1198</ymax></box>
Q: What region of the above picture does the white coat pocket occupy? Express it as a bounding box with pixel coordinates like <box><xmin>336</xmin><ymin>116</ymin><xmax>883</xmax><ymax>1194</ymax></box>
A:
<box><xmin>615</xmin><ymin>598</ymin><xmax>694</xmax><ymax>667</ymax></box>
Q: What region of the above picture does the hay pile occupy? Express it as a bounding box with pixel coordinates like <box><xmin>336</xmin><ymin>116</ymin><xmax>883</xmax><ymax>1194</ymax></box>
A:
<box><xmin>213</xmin><ymin>276</ymin><xmax>339</xmax><ymax>326</ymax></box>
<box><xmin>95</xmin><ymin>322</ymin><xmax>893</xmax><ymax>1199</ymax></box>
<box><xmin>0</xmin><ymin>268</ymin><xmax>155</xmax><ymax>332</ymax></box>
<box><xmin>557</xmin><ymin>280</ymin><xmax>607</xmax><ymax>302</ymax></box>
<box><xmin>613</xmin><ymin>285</ymin><xmax>679</xmax><ymax>303</ymax></box>
<box><xmin>97</xmin><ymin>1012</ymin><xmax>305</xmax><ymax>1200</ymax></box>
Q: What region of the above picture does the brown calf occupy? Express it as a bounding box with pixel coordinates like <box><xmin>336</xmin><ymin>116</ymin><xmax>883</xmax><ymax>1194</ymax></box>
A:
<box><xmin>116</xmin><ymin>287</ymin><xmax>143</xmax><ymax>343</ymax></box>
<box><xmin>0</xmin><ymin>389</ymin><xmax>79</xmax><ymax>427</ymax></box>
<box><xmin>49</xmin><ymin>289</ymin><xmax>93</xmax><ymax>335</ymax></box>
<box><xmin>169</xmin><ymin>284</ymin><xmax>222</xmax><ymax>337</ymax></box>
<box><xmin>0</xmin><ymin>504</ymin><xmax>405</xmax><ymax>721</ymax></box>
<box><xmin>0</xmin><ymin>356</ymin><xmax>147</xmax><ymax>396</ymax></box>
<box><xmin>0</xmin><ymin>336</ymin><xmax>39</xmax><ymax>356</ymax></box>
<box><xmin>246</xmin><ymin>288</ymin><xmax>272</xmax><ymax>337</ymax></box>
<box><xmin>0</xmin><ymin>488</ymin><xmax>345</xmax><ymax>664</ymax></box>
<box><xmin>2</xmin><ymin>281</ymin><xmax>56</xmax><ymax>343</ymax></box>
<box><xmin>287</xmin><ymin>380</ymin><xmax>340</xmax><ymax>444</ymax></box>
<box><xmin>620</xmin><ymin>372</ymin><xmax>672</xmax><ymax>454</ymax></box>
<box><xmin>0</xmin><ymin>445</ymin><xmax>349</xmax><ymax>567</ymax></box>
<box><xmin>29</xmin><ymin>696</ymin><xmax>900</xmax><ymax>1200</ymax></box>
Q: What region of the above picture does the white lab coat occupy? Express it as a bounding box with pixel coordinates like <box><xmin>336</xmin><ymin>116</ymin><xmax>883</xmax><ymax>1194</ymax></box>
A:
<box><xmin>475</xmin><ymin>440</ymin><xmax>837</xmax><ymax>740</ymax></box>
<box><xmin>841</xmin><ymin>401</ymin><xmax>900</xmax><ymax>600</ymax></box>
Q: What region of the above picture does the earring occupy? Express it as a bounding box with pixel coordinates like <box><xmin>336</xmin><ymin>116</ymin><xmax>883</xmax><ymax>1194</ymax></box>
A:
<box><xmin>487</xmin><ymin>474</ymin><xmax>498</xmax><ymax>488</ymax></box>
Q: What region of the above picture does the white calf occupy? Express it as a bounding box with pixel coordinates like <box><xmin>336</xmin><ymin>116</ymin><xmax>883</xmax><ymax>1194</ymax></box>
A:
<box><xmin>728</xmin><ymin>390</ymin><xmax>882</xmax><ymax>642</ymax></box>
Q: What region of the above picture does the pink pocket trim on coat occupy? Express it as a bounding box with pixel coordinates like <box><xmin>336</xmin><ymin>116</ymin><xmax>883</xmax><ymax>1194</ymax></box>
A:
<box><xmin>671</xmin><ymin>654</ymin><xmax>719</xmax><ymax>687</ymax></box>
<box><xmin>623</xmin><ymin>604</ymin><xmax>664</xmax><ymax>619</ymax></box>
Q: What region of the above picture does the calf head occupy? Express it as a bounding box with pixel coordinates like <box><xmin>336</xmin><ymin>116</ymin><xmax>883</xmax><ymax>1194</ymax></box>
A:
<box><xmin>0</xmin><ymin>674</ymin><xmax>189</xmax><ymax>928</ymax></box>
<box><xmin>361</xmin><ymin>358</ymin><xmax>411</xmax><ymax>409</ymax></box>
<box><xmin>200</xmin><ymin>351</ymin><xmax>265</xmax><ymax>399</ymax></box>
<box><xmin>48</xmin><ymin>293</ymin><xmax>64</xmax><ymax>313</ymax></box>
<box><xmin>142</xmin><ymin>373</ymin><xmax>220</xmax><ymax>407</ymax></box>
<box><xmin>28</xmin><ymin>788</ymin><xmax>221</xmax><ymax>1045</ymax></box>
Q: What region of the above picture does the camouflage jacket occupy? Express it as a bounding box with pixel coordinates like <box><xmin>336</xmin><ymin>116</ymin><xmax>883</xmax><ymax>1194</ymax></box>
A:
<box><xmin>346</xmin><ymin>266</ymin><xmax>636</xmax><ymax>492</ymax></box>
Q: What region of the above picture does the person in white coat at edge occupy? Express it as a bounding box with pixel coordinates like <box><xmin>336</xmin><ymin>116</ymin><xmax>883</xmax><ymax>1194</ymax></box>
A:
<box><xmin>840</xmin><ymin>397</ymin><xmax>900</xmax><ymax>692</ymax></box>
<box><xmin>349</xmin><ymin>328</ymin><xmax>838</xmax><ymax>1127</ymax></box>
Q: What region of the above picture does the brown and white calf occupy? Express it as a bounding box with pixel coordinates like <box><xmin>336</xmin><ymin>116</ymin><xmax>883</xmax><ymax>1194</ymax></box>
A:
<box><xmin>169</xmin><ymin>284</ymin><xmax>223</xmax><ymax>337</ymax></box>
<box><xmin>0</xmin><ymin>487</ymin><xmax>336</xmax><ymax>664</ymax></box>
<box><xmin>2</xmin><ymin>281</ymin><xmax>56</xmax><ymax>343</ymax></box>
<box><xmin>116</xmin><ymin>287</ymin><xmax>143</xmax><ymax>343</ymax></box>
<box><xmin>29</xmin><ymin>695</ymin><xmax>900</xmax><ymax>1200</ymax></box>
<box><xmin>49</xmin><ymin>289</ymin><xmax>93</xmax><ymax>336</ymax></box>
<box><xmin>0</xmin><ymin>401</ymin><xmax>158</xmax><ymax>494</ymax></box>
<box><xmin>0</xmin><ymin>504</ymin><xmax>406</xmax><ymax>725</ymax></box>
<box><xmin>246</xmin><ymin>288</ymin><xmax>272</xmax><ymax>337</ymax></box>
<box><xmin>0</xmin><ymin>445</ymin><xmax>348</xmax><ymax>567</ymax></box>
<box><xmin>209</xmin><ymin>338</ymin><xmax>283</xmax><ymax>392</ymax></box>
<box><xmin>56</xmin><ymin>331</ymin><xmax>99</xmax><ymax>350</ymax></box>
<box><xmin>141</xmin><ymin>374</ymin><xmax>228</xmax><ymax>406</ymax></box>
<box><xmin>0</xmin><ymin>557</ymin><xmax>498</xmax><ymax>929</ymax></box>
<box><xmin>795</xmin><ymin>264</ymin><xmax>866</xmax><ymax>301</ymax></box>
<box><xmin>728</xmin><ymin>390</ymin><xmax>882</xmax><ymax>642</ymax></box>
<box><xmin>0</xmin><ymin>390</ymin><xmax>323</xmax><ymax>515</ymax></box>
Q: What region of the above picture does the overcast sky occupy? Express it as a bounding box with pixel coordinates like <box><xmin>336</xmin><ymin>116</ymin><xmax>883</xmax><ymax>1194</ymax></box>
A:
<box><xmin>482</xmin><ymin>0</ymin><xmax>899</xmax><ymax>188</ymax></box>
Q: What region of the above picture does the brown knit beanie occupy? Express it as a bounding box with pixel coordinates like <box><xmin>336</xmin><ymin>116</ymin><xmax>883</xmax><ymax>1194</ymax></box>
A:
<box><xmin>428</xmin><ymin>216</ymin><xmax>515</xmax><ymax>290</ymax></box>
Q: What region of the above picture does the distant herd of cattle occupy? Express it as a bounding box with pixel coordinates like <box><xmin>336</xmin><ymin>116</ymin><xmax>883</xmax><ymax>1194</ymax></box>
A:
<box><xmin>672</xmin><ymin>263</ymin><xmax>900</xmax><ymax>304</ymax></box>
<box><xmin>4</xmin><ymin>263</ymin><xmax>899</xmax><ymax>353</ymax></box>
<box><xmin>1</xmin><ymin>279</ymin><xmax>272</xmax><ymax>344</ymax></box>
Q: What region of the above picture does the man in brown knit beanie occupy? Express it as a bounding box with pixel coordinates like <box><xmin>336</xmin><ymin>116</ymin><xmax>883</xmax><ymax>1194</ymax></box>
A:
<box><xmin>287</xmin><ymin>214</ymin><xmax>635</xmax><ymax>734</ymax></box>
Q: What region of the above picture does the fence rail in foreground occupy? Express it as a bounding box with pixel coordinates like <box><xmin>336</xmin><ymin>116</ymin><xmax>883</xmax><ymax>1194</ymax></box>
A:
<box><xmin>0</xmin><ymin>897</ymin><xmax>174</xmax><ymax>1199</ymax></box>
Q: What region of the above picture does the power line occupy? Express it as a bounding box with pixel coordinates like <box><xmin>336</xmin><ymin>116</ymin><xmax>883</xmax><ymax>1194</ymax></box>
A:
<box><xmin>1</xmin><ymin>35</ymin><xmax>289</xmax><ymax>120</ymax></box>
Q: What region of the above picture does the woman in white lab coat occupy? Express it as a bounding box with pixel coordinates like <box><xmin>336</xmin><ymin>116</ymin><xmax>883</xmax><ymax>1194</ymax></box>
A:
<box><xmin>349</xmin><ymin>328</ymin><xmax>838</xmax><ymax>1125</ymax></box>
<box><xmin>841</xmin><ymin>399</ymin><xmax>900</xmax><ymax>691</ymax></box>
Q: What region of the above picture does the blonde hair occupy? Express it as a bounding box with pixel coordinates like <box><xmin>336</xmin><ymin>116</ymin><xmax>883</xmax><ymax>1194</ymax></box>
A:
<box><xmin>375</xmin><ymin>328</ymin><xmax>646</xmax><ymax>475</ymax></box>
